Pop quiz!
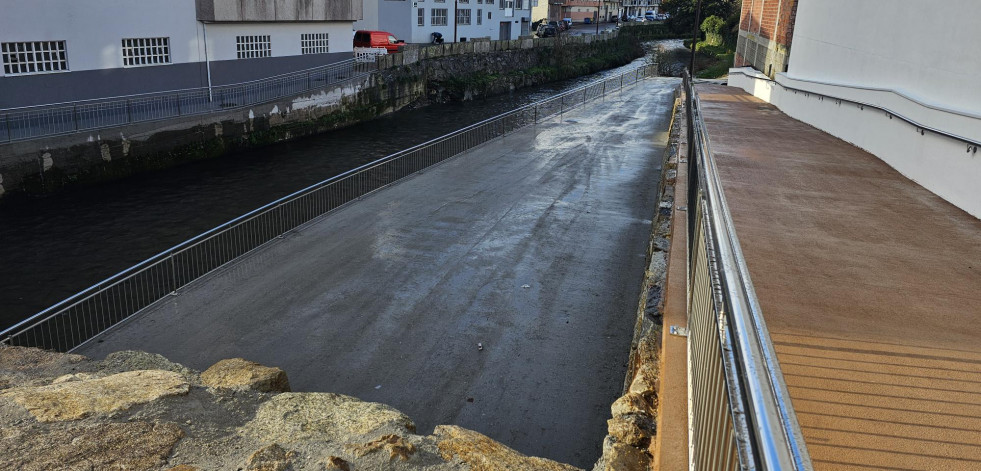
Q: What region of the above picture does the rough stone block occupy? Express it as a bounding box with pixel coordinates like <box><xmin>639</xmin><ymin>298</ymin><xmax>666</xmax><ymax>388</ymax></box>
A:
<box><xmin>201</xmin><ymin>358</ymin><xmax>291</xmax><ymax>393</ymax></box>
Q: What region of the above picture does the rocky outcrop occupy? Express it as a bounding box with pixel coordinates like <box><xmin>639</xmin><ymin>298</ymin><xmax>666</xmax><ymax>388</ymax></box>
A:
<box><xmin>433</xmin><ymin>425</ymin><xmax>581</xmax><ymax>471</ymax></box>
<box><xmin>0</xmin><ymin>345</ymin><xmax>584</xmax><ymax>471</ymax></box>
<box><xmin>201</xmin><ymin>358</ymin><xmax>290</xmax><ymax>393</ymax></box>
<box><xmin>1</xmin><ymin>370</ymin><xmax>189</xmax><ymax>422</ymax></box>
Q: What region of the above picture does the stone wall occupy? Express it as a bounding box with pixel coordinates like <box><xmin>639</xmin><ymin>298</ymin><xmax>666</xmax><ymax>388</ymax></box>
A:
<box><xmin>0</xmin><ymin>33</ymin><xmax>642</xmax><ymax>202</ymax></box>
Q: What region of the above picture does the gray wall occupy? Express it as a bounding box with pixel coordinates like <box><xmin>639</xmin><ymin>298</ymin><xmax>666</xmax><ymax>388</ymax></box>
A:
<box><xmin>196</xmin><ymin>0</ymin><xmax>363</xmax><ymax>22</ymax></box>
<box><xmin>0</xmin><ymin>52</ymin><xmax>351</xmax><ymax>108</ymax></box>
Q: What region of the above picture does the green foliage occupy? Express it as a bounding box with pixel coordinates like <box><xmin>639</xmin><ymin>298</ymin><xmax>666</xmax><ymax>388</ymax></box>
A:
<box><xmin>700</xmin><ymin>15</ymin><xmax>725</xmax><ymax>35</ymax></box>
<box><xmin>660</xmin><ymin>0</ymin><xmax>740</xmax><ymax>35</ymax></box>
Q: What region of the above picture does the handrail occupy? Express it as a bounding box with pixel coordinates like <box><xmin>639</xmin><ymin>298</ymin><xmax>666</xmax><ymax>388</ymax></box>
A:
<box><xmin>728</xmin><ymin>68</ymin><xmax>981</xmax><ymax>148</ymax></box>
<box><xmin>0</xmin><ymin>59</ymin><xmax>361</xmax><ymax>112</ymax></box>
<box><xmin>685</xmin><ymin>69</ymin><xmax>812</xmax><ymax>470</ymax></box>
<box><xmin>0</xmin><ymin>64</ymin><xmax>656</xmax><ymax>351</ymax></box>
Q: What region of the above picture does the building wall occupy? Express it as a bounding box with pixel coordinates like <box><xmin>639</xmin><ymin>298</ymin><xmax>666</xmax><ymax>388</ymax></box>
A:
<box><xmin>734</xmin><ymin>0</ymin><xmax>796</xmax><ymax>78</ymax></box>
<box><xmin>367</xmin><ymin>0</ymin><xmax>532</xmax><ymax>44</ymax></box>
<box><xmin>0</xmin><ymin>0</ymin><xmax>357</xmax><ymax>108</ymax></box>
<box><xmin>729</xmin><ymin>0</ymin><xmax>981</xmax><ymax>218</ymax></box>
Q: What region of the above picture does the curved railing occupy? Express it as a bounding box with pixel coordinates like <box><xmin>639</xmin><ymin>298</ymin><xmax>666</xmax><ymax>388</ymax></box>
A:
<box><xmin>0</xmin><ymin>64</ymin><xmax>656</xmax><ymax>352</ymax></box>
<box><xmin>0</xmin><ymin>59</ymin><xmax>373</xmax><ymax>142</ymax></box>
<box><xmin>683</xmin><ymin>70</ymin><xmax>813</xmax><ymax>470</ymax></box>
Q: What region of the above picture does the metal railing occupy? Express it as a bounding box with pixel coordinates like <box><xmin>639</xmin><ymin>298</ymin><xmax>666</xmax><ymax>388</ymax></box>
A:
<box><xmin>0</xmin><ymin>64</ymin><xmax>656</xmax><ymax>352</ymax></box>
<box><xmin>0</xmin><ymin>59</ymin><xmax>374</xmax><ymax>143</ymax></box>
<box><xmin>683</xmin><ymin>70</ymin><xmax>813</xmax><ymax>471</ymax></box>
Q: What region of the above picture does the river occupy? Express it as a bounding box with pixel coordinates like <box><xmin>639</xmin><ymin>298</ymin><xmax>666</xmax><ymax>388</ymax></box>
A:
<box><xmin>0</xmin><ymin>51</ymin><xmax>674</xmax><ymax>331</ymax></box>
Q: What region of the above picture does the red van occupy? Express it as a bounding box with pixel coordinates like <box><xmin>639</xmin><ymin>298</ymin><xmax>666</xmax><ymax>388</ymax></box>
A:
<box><xmin>353</xmin><ymin>30</ymin><xmax>404</xmax><ymax>54</ymax></box>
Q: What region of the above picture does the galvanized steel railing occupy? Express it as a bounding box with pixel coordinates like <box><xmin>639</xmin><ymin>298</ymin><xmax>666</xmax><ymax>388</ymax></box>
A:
<box><xmin>683</xmin><ymin>70</ymin><xmax>813</xmax><ymax>470</ymax></box>
<box><xmin>0</xmin><ymin>64</ymin><xmax>656</xmax><ymax>352</ymax></box>
<box><xmin>0</xmin><ymin>59</ymin><xmax>373</xmax><ymax>143</ymax></box>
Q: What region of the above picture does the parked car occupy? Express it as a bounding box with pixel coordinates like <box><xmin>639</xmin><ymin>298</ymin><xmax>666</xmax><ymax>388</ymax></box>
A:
<box><xmin>537</xmin><ymin>24</ymin><xmax>557</xmax><ymax>37</ymax></box>
<box><xmin>353</xmin><ymin>30</ymin><xmax>404</xmax><ymax>54</ymax></box>
<box><xmin>633</xmin><ymin>16</ymin><xmax>646</xmax><ymax>22</ymax></box>
<box><xmin>645</xmin><ymin>14</ymin><xmax>656</xmax><ymax>22</ymax></box>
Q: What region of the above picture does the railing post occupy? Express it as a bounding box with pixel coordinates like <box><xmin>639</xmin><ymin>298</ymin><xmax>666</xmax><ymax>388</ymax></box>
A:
<box><xmin>277</xmin><ymin>204</ymin><xmax>285</xmax><ymax>238</ymax></box>
<box><xmin>3</xmin><ymin>114</ymin><xmax>9</xmax><ymax>143</ymax></box>
<box><xmin>169</xmin><ymin>252</ymin><xmax>178</xmax><ymax>295</ymax></box>
<box><xmin>72</xmin><ymin>105</ymin><xmax>79</xmax><ymax>131</ymax></box>
<box><xmin>126</xmin><ymin>99</ymin><xmax>132</xmax><ymax>124</ymax></box>
<box><xmin>175</xmin><ymin>93</ymin><xmax>182</xmax><ymax>116</ymax></box>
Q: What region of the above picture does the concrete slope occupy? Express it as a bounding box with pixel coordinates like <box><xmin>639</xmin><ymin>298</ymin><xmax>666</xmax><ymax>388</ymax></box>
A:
<box><xmin>696</xmin><ymin>84</ymin><xmax>981</xmax><ymax>471</ymax></box>
<box><xmin>79</xmin><ymin>78</ymin><xmax>680</xmax><ymax>468</ymax></box>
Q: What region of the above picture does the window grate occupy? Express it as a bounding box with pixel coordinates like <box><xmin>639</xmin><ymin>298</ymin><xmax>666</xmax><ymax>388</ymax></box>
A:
<box><xmin>121</xmin><ymin>37</ymin><xmax>171</xmax><ymax>67</ymax></box>
<box><xmin>1</xmin><ymin>41</ymin><xmax>68</xmax><ymax>75</ymax></box>
<box><xmin>301</xmin><ymin>33</ymin><xmax>329</xmax><ymax>54</ymax></box>
<box><xmin>236</xmin><ymin>35</ymin><xmax>271</xmax><ymax>59</ymax></box>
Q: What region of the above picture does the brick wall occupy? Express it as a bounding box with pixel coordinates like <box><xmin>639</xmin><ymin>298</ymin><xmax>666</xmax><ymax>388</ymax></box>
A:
<box><xmin>734</xmin><ymin>0</ymin><xmax>798</xmax><ymax>77</ymax></box>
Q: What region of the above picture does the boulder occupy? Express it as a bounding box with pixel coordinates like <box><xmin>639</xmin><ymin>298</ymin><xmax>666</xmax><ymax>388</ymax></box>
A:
<box><xmin>606</xmin><ymin>415</ymin><xmax>655</xmax><ymax>447</ymax></box>
<box><xmin>601</xmin><ymin>441</ymin><xmax>651</xmax><ymax>471</ymax></box>
<box><xmin>0</xmin><ymin>421</ymin><xmax>183</xmax><ymax>471</ymax></box>
<box><xmin>610</xmin><ymin>393</ymin><xmax>650</xmax><ymax>419</ymax></box>
<box><xmin>100</xmin><ymin>351</ymin><xmax>198</xmax><ymax>382</ymax></box>
<box><xmin>1</xmin><ymin>370</ymin><xmax>189</xmax><ymax>422</ymax></box>
<box><xmin>322</xmin><ymin>456</ymin><xmax>351</xmax><ymax>470</ymax></box>
<box><xmin>433</xmin><ymin>425</ymin><xmax>582</xmax><ymax>471</ymax></box>
<box><xmin>243</xmin><ymin>392</ymin><xmax>416</xmax><ymax>444</ymax></box>
<box><xmin>201</xmin><ymin>358</ymin><xmax>291</xmax><ymax>393</ymax></box>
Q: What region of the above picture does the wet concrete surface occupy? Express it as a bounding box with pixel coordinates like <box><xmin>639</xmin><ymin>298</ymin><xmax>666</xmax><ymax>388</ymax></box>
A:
<box><xmin>696</xmin><ymin>84</ymin><xmax>981</xmax><ymax>470</ymax></box>
<box><xmin>79</xmin><ymin>78</ymin><xmax>681</xmax><ymax>467</ymax></box>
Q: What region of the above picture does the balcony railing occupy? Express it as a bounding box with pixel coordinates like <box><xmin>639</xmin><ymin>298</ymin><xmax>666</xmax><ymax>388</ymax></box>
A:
<box><xmin>683</xmin><ymin>70</ymin><xmax>813</xmax><ymax>470</ymax></box>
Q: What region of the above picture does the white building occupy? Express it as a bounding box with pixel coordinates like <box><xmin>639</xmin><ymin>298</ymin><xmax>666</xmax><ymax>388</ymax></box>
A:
<box><xmin>0</xmin><ymin>0</ymin><xmax>362</xmax><ymax>108</ymax></box>
<box><xmin>730</xmin><ymin>0</ymin><xmax>981</xmax><ymax>218</ymax></box>
<box><xmin>622</xmin><ymin>0</ymin><xmax>659</xmax><ymax>18</ymax></box>
<box><xmin>356</xmin><ymin>0</ymin><xmax>533</xmax><ymax>44</ymax></box>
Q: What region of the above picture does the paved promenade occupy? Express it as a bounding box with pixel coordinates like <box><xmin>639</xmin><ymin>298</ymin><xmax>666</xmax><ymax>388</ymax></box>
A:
<box><xmin>79</xmin><ymin>78</ymin><xmax>680</xmax><ymax>467</ymax></box>
<box><xmin>694</xmin><ymin>84</ymin><xmax>981</xmax><ymax>470</ymax></box>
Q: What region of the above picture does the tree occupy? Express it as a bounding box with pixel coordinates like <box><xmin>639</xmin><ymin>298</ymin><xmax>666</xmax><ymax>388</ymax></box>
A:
<box><xmin>701</xmin><ymin>15</ymin><xmax>726</xmax><ymax>45</ymax></box>
<box><xmin>660</xmin><ymin>0</ymin><xmax>740</xmax><ymax>36</ymax></box>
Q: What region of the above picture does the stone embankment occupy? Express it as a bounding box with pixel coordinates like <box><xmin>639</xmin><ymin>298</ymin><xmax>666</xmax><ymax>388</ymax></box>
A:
<box><xmin>0</xmin><ymin>33</ymin><xmax>643</xmax><ymax>201</ymax></box>
<box><xmin>592</xmin><ymin>95</ymin><xmax>680</xmax><ymax>471</ymax></box>
<box><xmin>0</xmin><ymin>345</ymin><xmax>582</xmax><ymax>471</ymax></box>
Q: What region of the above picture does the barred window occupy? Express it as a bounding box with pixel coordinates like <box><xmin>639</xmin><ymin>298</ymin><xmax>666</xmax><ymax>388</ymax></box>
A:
<box><xmin>1</xmin><ymin>41</ymin><xmax>68</xmax><ymax>75</ymax></box>
<box><xmin>477</xmin><ymin>8</ymin><xmax>482</xmax><ymax>24</ymax></box>
<box><xmin>418</xmin><ymin>8</ymin><xmax>425</xmax><ymax>26</ymax></box>
<box><xmin>236</xmin><ymin>35</ymin><xmax>271</xmax><ymax>59</ymax></box>
<box><xmin>432</xmin><ymin>8</ymin><xmax>448</xmax><ymax>25</ymax></box>
<box><xmin>121</xmin><ymin>37</ymin><xmax>170</xmax><ymax>67</ymax></box>
<box><xmin>457</xmin><ymin>8</ymin><xmax>471</xmax><ymax>25</ymax></box>
<box><xmin>301</xmin><ymin>33</ymin><xmax>329</xmax><ymax>54</ymax></box>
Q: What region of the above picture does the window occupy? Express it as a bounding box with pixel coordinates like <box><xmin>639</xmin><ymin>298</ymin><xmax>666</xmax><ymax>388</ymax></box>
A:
<box><xmin>477</xmin><ymin>8</ymin><xmax>482</xmax><ymax>24</ymax></box>
<box><xmin>459</xmin><ymin>0</ymin><xmax>468</xmax><ymax>3</ymax></box>
<box><xmin>457</xmin><ymin>8</ymin><xmax>471</xmax><ymax>25</ymax></box>
<box><xmin>418</xmin><ymin>8</ymin><xmax>425</xmax><ymax>26</ymax></box>
<box><xmin>121</xmin><ymin>37</ymin><xmax>170</xmax><ymax>67</ymax></box>
<box><xmin>432</xmin><ymin>8</ymin><xmax>448</xmax><ymax>25</ymax></box>
<box><xmin>236</xmin><ymin>35</ymin><xmax>271</xmax><ymax>59</ymax></box>
<box><xmin>1</xmin><ymin>41</ymin><xmax>68</xmax><ymax>75</ymax></box>
<box><xmin>435</xmin><ymin>0</ymin><xmax>445</xmax><ymax>3</ymax></box>
<box><xmin>515</xmin><ymin>0</ymin><xmax>523</xmax><ymax>8</ymax></box>
<box><xmin>301</xmin><ymin>33</ymin><xmax>329</xmax><ymax>54</ymax></box>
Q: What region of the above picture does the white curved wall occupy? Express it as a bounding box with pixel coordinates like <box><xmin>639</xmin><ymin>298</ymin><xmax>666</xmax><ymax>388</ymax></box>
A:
<box><xmin>790</xmin><ymin>0</ymin><xmax>981</xmax><ymax>115</ymax></box>
<box><xmin>729</xmin><ymin>0</ymin><xmax>981</xmax><ymax>219</ymax></box>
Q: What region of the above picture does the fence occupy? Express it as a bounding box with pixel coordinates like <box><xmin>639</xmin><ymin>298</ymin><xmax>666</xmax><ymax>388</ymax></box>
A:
<box><xmin>0</xmin><ymin>64</ymin><xmax>656</xmax><ymax>353</ymax></box>
<box><xmin>0</xmin><ymin>59</ymin><xmax>374</xmax><ymax>143</ymax></box>
<box><xmin>683</xmin><ymin>70</ymin><xmax>813</xmax><ymax>470</ymax></box>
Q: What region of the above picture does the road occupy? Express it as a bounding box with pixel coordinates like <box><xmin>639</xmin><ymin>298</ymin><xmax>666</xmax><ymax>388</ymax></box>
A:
<box><xmin>78</xmin><ymin>77</ymin><xmax>680</xmax><ymax>467</ymax></box>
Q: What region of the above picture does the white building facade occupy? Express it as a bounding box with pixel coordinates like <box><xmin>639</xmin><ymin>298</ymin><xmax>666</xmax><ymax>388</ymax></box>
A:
<box><xmin>729</xmin><ymin>0</ymin><xmax>981</xmax><ymax>218</ymax></box>
<box><xmin>356</xmin><ymin>0</ymin><xmax>533</xmax><ymax>44</ymax></box>
<box><xmin>0</xmin><ymin>0</ymin><xmax>361</xmax><ymax>108</ymax></box>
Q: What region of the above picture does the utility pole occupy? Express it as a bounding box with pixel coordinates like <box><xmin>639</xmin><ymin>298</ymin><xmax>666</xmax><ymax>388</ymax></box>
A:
<box><xmin>596</xmin><ymin>1</ymin><xmax>601</xmax><ymax>35</ymax></box>
<box><xmin>689</xmin><ymin>0</ymin><xmax>703</xmax><ymax>75</ymax></box>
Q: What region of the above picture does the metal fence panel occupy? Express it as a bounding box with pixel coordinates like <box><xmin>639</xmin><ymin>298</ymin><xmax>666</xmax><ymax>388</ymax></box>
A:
<box><xmin>1</xmin><ymin>65</ymin><xmax>657</xmax><ymax>352</ymax></box>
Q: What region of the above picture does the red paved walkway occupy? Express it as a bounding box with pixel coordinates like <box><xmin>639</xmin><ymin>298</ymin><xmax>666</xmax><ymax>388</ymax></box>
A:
<box><xmin>693</xmin><ymin>84</ymin><xmax>981</xmax><ymax>470</ymax></box>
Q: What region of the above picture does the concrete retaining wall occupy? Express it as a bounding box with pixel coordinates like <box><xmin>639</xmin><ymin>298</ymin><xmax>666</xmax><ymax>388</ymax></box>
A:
<box><xmin>0</xmin><ymin>33</ymin><xmax>642</xmax><ymax>201</ymax></box>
